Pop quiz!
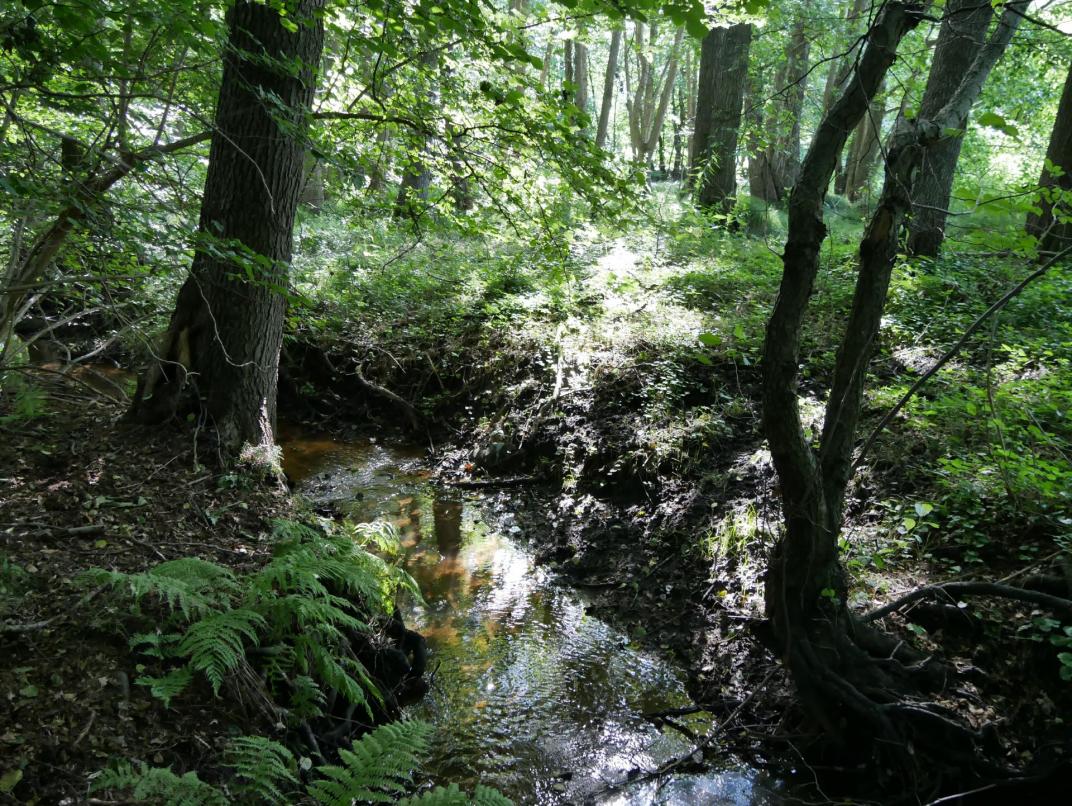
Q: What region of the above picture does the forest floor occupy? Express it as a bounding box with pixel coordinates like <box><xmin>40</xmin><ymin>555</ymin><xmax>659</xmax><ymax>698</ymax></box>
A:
<box><xmin>0</xmin><ymin>382</ymin><xmax>293</xmax><ymax>804</ymax></box>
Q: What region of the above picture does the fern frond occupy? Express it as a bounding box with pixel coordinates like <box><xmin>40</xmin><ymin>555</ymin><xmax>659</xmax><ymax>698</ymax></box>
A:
<box><xmin>308</xmin><ymin>720</ymin><xmax>433</xmax><ymax>806</ymax></box>
<box><xmin>136</xmin><ymin>667</ymin><xmax>194</xmax><ymax>707</ymax></box>
<box><xmin>471</xmin><ymin>785</ymin><xmax>514</xmax><ymax>806</ymax></box>
<box><xmin>224</xmin><ymin>735</ymin><xmax>299</xmax><ymax>804</ymax></box>
<box><xmin>92</xmin><ymin>761</ymin><xmax>227</xmax><ymax>805</ymax></box>
<box><xmin>79</xmin><ymin>558</ymin><xmax>236</xmax><ymax>621</ymax></box>
<box><xmin>398</xmin><ymin>783</ymin><xmax>470</xmax><ymax>805</ymax></box>
<box><xmin>178</xmin><ymin>608</ymin><xmax>265</xmax><ymax>693</ymax></box>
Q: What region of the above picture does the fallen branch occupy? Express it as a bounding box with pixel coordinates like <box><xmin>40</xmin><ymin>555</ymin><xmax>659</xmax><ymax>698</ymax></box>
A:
<box><xmin>1</xmin><ymin>522</ymin><xmax>106</xmax><ymax>539</ymax></box>
<box><xmin>864</xmin><ymin>581</ymin><xmax>1072</xmax><ymax>622</ymax></box>
<box><xmin>444</xmin><ymin>475</ymin><xmax>539</xmax><ymax>489</ymax></box>
<box><xmin>0</xmin><ymin>616</ymin><xmax>59</xmax><ymax>634</ymax></box>
<box><xmin>353</xmin><ymin>364</ymin><xmax>421</xmax><ymax>430</ymax></box>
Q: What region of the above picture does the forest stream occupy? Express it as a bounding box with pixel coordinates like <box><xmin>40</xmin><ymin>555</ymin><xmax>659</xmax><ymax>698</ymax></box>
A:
<box><xmin>280</xmin><ymin>427</ymin><xmax>780</xmax><ymax>805</ymax></box>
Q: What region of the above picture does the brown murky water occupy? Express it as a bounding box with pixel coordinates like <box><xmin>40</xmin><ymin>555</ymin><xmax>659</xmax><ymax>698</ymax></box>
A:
<box><xmin>283</xmin><ymin>428</ymin><xmax>779</xmax><ymax>805</ymax></box>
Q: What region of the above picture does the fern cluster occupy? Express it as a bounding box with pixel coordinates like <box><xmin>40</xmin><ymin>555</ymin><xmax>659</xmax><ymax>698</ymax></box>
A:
<box><xmin>78</xmin><ymin>518</ymin><xmax>419</xmax><ymax>715</ymax></box>
<box><xmin>93</xmin><ymin>724</ymin><xmax>512</xmax><ymax>806</ymax></box>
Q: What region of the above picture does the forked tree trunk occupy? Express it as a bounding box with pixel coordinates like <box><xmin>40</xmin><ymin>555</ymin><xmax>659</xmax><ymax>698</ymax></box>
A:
<box><xmin>906</xmin><ymin>0</ymin><xmax>995</xmax><ymax>256</ymax></box>
<box><xmin>761</xmin><ymin>0</ymin><xmax>1024</xmax><ymax>772</ymax></box>
<box><xmin>690</xmin><ymin>23</ymin><xmax>752</xmax><ymax>212</ymax></box>
<box><xmin>127</xmin><ymin>0</ymin><xmax>324</xmax><ymax>453</ymax></box>
<box><xmin>1027</xmin><ymin>61</ymin><xmax>1072</xmax><ymax>255</ymax></box>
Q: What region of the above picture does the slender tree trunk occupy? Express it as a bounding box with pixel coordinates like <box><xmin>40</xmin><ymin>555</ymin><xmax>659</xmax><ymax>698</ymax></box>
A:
<box><xmin>1026</xmin><ymin>61</ymin><xmax>1072</xmax><ymax>255</ymax></box>
<box><xmin>596</xmin><ymin>28</ymin><xmax>622</xmax><ymax>149</ymax></box>
<box><xmin>842</xmin><ymin>83</ymin><xmax>887</xmax><ymax>201</ymax></box>
<box><xmin>691</xmin><ymin>23</ymin><xmax>752</xmax><ymax>212</ymax></box>
<box><xmin>906</xmin><ymin>0</ymin><xmax>995</xmax><ymax>256</ymax></box>
<box><xmin>127</xmin><ymin>0</ymin><xmax>324</xmax><ymax>454</ymax></box>
<box><xmin>755</xmin><ymin>16</ymin><xmax>811</xmax><ymax>202</ymax></box>
<box><xmin>821</xmin><ymin>0</ymin><xmax>869</xmax><ymax>116</ymax></box>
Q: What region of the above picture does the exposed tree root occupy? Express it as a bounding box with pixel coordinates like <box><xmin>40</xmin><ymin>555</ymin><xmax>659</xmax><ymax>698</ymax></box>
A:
<box><xmin>865</xmin><ymin>581</ymin><xmax>1072</xmax><ymax>622</ymax></box>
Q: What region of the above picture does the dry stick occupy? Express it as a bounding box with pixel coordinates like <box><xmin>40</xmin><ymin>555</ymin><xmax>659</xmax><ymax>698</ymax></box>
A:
<box><xmin>864</xmin><ymin>581</ymin><xmax>1072</xmax><ymax>622</ymax></box>
<box><xmin>595</xmin><ymin>667</ymin><xmax>780</xmax><ymax>797</ymax></box>
<box><xmin>853</xmin><ymin>244</ymin><xmax>1072</xmax><ymax>471</ymax></box>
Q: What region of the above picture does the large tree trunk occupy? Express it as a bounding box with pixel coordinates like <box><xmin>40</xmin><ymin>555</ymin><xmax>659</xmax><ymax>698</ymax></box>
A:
<box><xmin>691</xmin><ymin>23</ymin><xmax>752</xmax><ymax>212</ymax></box>
<box><xmin>906</xmin><ymin>0</ymin><xmax>995</xmax><ymax>256</ymax></box>
<box><xmin>761</xmin><ymin>0</ymin><xmax>1024</xmax><ymax>778</ymax></box>
<box><xmin>1027</xmin><ymin>61</ymin><xmax>1072</xmax><ymax>255</ymax></box>
<box><xmin>127</xmin><ymin>0</ymin><xmax>324</xmax><ymax>454</ymax></box>
<box><xmin>595</xmin><ymin>28</ymin><xmax>623</xmax><ymax>149</ymax></box>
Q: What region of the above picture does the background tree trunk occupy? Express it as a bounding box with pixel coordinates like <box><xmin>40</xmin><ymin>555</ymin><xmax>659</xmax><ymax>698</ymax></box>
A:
<box><xmin>753</xmin><ymin>16</ymin><xmax>811</xmax><ymax>203</ymax></box>
<box><xmin>906</xmin><ymin>0</ymin><xmax>995</xmax><ymax>256</ymax></box>
<box><xmin>1027</xmin><ymin>61</ymin><xmax>1072</xmax><ymax>255</ymax></box>
<box><xmin>841</xmin><ymin>84</ymin><xmax>887</xmax><ymax>201</ymax></box>
<box><xmin>574</xmin><ymin>41</ymin><xmax>589</xmax><ymax>113</ymax></box>
<box><xmin>596</xmin><ymin>29</ymin><xmax>623</xmax><ymax>149</ymax></box>
<box><xmin>691</xmin><ymin>24</ymin><xmax>752</xmax><ymax>212</ymax></box>
<box><xmin>393</xmin><ymin>48</ymin><xmax>439</xmax><ymax>219</ymax></box>
<box><xmin>128</xmin><ymin>0</ymin><xmax>324</xmax><ymax>453</ymax></box>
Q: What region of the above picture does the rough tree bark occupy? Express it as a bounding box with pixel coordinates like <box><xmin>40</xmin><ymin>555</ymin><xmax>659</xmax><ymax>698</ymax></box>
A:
<box><xmin>690</xmin><ymin>23</ymin><xmax>752</xmax><ymax>212</ymax></box>
<box><xmin>761</xmin><ymin>0</ymin><xmax>1025</xmax><ymax>779</ymax></box>
<box><xmin>127</xmin><ymin>0</ymin><xmax>325</xmax><ymax>454</ymax></box>
<box><xmin>595</xmin><ymin>28</ymin><xmax>623</xmax><ymax>149</ymax></box>
<box><xmin>1026</xmin><ymin>60</ymin><xmax>1072</xmax><ymax>255</ymax></box>
<box><xmin>906</xmin><ymin>0</ymin><xmax>995</xmax><ymax>256</ymax></box>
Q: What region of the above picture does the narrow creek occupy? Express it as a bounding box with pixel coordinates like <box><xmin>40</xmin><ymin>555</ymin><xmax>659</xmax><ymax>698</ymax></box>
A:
<box><xmin>281</xmin><ymin>427</ymin><xmax>779</xmax><ymax>805</ymax></box>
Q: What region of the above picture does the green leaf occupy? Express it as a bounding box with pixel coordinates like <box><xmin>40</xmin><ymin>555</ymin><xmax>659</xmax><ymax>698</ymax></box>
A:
<box><xmin>698</xmin><ymin>332</ymin><xmax>722</xmax><ymax>347</ymax></box>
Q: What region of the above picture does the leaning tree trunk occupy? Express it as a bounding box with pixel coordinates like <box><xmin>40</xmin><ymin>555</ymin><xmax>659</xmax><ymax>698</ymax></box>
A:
<box><xmin>761</xmin><ymin>0</ymin><xmax>1025</xmax><ymax>776</ymax></box>
<box><xmin>906</xmin><ymin>0</ymin><xmax>995</xmax><ymax>256</ymax></box>
<box><xmin>1027</xmin><ymin>60</ymin><xmax>1072</xmax><ymax>255</ymax></box>
<box><xmin>127</xmin><ymin>0</ymin><xmax>324</xmax><ymax>453</ymax></box>
<box><xmin>595</xmin><ymin>28</ymin><xmax>623</xmax><ymax>149</ymax></box>
<box><xmin>691</xmin><ymin>23</ymin><xmax>752</xmax><ymax>212</ymax></box>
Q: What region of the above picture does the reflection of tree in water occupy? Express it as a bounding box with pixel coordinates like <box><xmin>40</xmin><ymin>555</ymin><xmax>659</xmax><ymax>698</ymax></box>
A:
<box><xmin>433</xmin><ymin>497</ymin><xmax>463</xmax><ymax>557</ymax></box>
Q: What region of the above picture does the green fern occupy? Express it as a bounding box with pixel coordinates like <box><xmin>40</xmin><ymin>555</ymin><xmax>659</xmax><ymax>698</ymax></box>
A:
<box><xmin>470</xmin><ymin>785</ymin><xmax>514</xmax><ymax>806</ymax></box>
<box><xmin>223</xmin><ymin>735</ymin><xmax>299</xmax><ymax>804</ymax></box>
<box><xmin>308</xmin><ymin>720</ymin><xmax>434</xmax><ymax>805</ymax></box>
<box><xmin>79</xmin><ymin>558</ymin><xmax>237</xmax><ymax>621</ymax></box>
<box><xmin>91</xmin><ymin>761</ymin><xmax>226</xmax><ymax>805</ymax></box>
<box><xmin>80</xmin><ymin>519</ymin><xmax>406</xmax><ymax>715</ymax></box>
<box><xmin>179</xmin><ymin>608</ymin><xmax>265</xmax><ymax>693</ymax></box>
<box><xmin>135</xmin><ymin>666</ymin><xmax>194</xmax><ymax>707</ymax></box>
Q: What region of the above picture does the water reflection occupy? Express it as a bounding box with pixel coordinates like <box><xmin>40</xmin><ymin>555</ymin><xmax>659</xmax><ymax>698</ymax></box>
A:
<box><xmin>282</xmin><ymin>429</ymin><xmax>777</xmax><ymax>805</ymax></box>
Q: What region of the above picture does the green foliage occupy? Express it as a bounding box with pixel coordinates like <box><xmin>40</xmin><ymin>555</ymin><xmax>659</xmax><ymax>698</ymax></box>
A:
<box><xmin>309</xmin><ymin>720</ymin><xmax>434</xmax><ymax>805</ymax></box>
<box><xmin>91</xmin><ymin>762</ymin><xmax>226</xmax><ymax>806</ymax></box>
<box><xmin>79</xmin><ymin>519</ymin><xmax>416</xmax><ymax>715</ymax></box>
<box><xmin>223</xmin><ymin>736</ymin><xmax>300</xmax><ymax>803</ymax></box>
